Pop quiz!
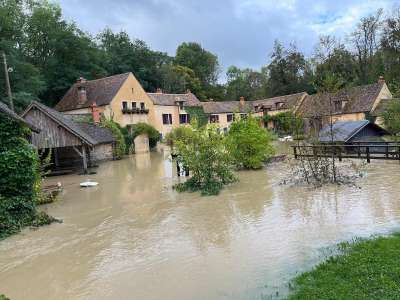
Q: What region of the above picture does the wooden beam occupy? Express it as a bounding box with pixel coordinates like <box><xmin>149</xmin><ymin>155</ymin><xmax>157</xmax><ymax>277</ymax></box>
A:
<box><xmin>72</xmin><ymin>146</ymin><xmax>83</xmax><ymax>157</ymax></box>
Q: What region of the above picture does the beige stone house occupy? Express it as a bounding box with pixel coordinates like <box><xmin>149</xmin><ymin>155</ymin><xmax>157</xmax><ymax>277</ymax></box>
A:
<box><xmin>252</xmin><ymin>92</ymin><xmax>308</xmax><ymax>129</ymax></box>
<box><xmin>202</xmin><ymin>97</ymin><xmax>255</xmax><ymax>132</ymax></box>
<box><xmin>55</xmin><ymin>72</ymin><xmax>202</xmax><ymax>138</ymax></box>
<box><xmin>297</xmin><ymin>77</ymin><xmax>392</xmax><ymax>135</ymax></box>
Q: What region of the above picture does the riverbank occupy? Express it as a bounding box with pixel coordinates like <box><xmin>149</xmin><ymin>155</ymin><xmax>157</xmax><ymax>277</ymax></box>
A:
<box><xmin>288</xmin><ymin>232</ymin><xmax>400</xmax><ymax>299</ymax></box>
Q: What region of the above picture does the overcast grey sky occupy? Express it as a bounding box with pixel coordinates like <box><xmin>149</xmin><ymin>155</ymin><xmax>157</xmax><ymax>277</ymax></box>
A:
<box><xmin>58</xmin><ymin>0</ymin><xmax>397</xmax><ymax>76</ymax></box>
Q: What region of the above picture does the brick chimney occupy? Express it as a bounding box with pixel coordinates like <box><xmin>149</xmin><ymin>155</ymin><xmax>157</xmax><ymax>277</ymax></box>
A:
<box><xmin>378</xmin><ymin>76</ymin><xmax>385</xmax><ymax>84</ymax></box>
<box><xmin>90</xmin><ymin>101</ymin><xmax>100</xmax><ymax>124</ymax></box>
<box><xmin>77</xmin><ymin>77</ymin><xmax>87</xmax><ymax>105</ymax></box>
<box><xmin>239</xmin><ymin>96</ymin><xmax>245</xmax><ymax>107</ymax></box>
<box><xmin>156</xmin><ymin>88</ymin><xmax>163</xmax><ymax>94</ymax></box>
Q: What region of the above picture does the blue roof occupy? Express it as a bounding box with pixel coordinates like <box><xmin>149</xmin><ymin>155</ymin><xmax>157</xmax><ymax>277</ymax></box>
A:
<box><xmin>318</xmin><ymin>120</ymin><xmax>370</xmax><ymax>143</ymax></box>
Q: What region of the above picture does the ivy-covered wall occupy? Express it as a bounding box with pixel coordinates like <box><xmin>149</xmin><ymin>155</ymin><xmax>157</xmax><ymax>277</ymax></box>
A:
<box><xmin>0</xmin><ymin>113</ymin><xmax>41</xmax><ymax>238</ymax></box>
<box><xmin>185</xmin><ymin>106</ymin><xmax>209</xmax><ymax>127</ymax></box>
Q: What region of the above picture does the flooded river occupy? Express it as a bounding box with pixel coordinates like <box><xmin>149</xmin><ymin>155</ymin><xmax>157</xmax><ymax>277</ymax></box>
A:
<box><xmin>1</xmin><ymin>150</ymin><xmax>400</xmax><ymax>299</ymax></box>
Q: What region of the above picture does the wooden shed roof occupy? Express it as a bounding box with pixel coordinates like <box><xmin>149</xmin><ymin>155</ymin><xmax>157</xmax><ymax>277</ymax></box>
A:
<box><xmin>0</xmin><ymin>101</ymin><xmax>40</xmax><ymax>132</ymax></box>
<box><xmin>23</xmin><ymin>101</ymin><xmax>114</xmax><ymax>146</ymax></box>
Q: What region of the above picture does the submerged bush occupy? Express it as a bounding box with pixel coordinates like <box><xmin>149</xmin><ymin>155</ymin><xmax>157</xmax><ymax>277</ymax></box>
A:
<box><xmin>171</xmin><ymin>125</ymin><xmax>236</xmax><ymax>196</ymax></box>
<box><xmin>226</xmin><ymin>116</ymin><xmax>275</xmax><ymax>169</ymax></box>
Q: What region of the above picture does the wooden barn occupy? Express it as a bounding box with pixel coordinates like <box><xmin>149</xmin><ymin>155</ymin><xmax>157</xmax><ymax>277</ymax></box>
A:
<box><xmin>22</xmin><ymin>101</ymin><xmax>115</xmax><ymax>174</ymax></box>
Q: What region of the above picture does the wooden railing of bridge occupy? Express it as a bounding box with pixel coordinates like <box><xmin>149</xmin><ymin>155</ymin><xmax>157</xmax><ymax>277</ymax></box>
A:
<box><xmin>292</xmin><ymin>142</ymin><xmax>400</xmax><ymax>163</ymax></box>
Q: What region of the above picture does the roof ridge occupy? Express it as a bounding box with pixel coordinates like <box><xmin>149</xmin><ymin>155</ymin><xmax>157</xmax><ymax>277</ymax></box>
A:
<box><xmin>80</xmin><ymin>72</ymin><xmax>131</xmax><ymax>84</ymax></box>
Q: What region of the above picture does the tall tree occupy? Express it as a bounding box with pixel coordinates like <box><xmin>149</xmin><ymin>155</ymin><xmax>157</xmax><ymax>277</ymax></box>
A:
<box><xmin>225</xmin><ymin>66</ymin><xmax>267</xmax><ymax>101</ymax></box>
<box><xmin>265</xmin><ymin>41</ymin><xmax>314</xmax><ymax>97</ymax></box>
<box><xmin>175</xmin><ymin>42</ymin><xmax>219</xmax><ymax>98</ymax></box>
<box><xmin>381</xmin><ymin>8</ymin><xmax>400</xmax><ymax>96</ymax></box>
<box><xmin>351</xmin><ymin>9</ymin><xmax>383</xmax><ymax>84</ymax></box>
<box><xmin>313</xmin><ymin>36</ymin><xmax>358</xmax><ymax>90</ymax></box>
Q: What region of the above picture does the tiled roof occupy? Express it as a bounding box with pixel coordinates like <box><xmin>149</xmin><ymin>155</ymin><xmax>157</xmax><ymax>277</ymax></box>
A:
<box><xmin>253</xmin><ymin>92</ymin><xmax>307</xmax><ymax>111</ymax></box>
<box><xmin>298</xmin><ymin>82</ymin><xmax>385</xmax><ymax>118</ymax></box>
<box><xmin>23</xmin><ymin>101</ymin><xmax>114</xmax><ymax>146</ymax></box>
<box><xmin>0</xmin><ymin>101</ymin><xmax>40</xmax><ymax>132</ymax></box>
<box><xmin>147</xmin><ymin>92</ymin><xmax>202</xmax><ymax>107</ymax></box>
<box><xmin>76</xmin><ymin>123</ymin><xmax>115</xmax><ymax>144</ymax></box>
<box><xmin>202</xmin><ymin>101</ymin><xmax>253</xmax><ymax>114</ymax></box>
<box><xmin>55</xmin><ymin>73</ymin><xmax>130</xmax><ymax>112</ymax></box>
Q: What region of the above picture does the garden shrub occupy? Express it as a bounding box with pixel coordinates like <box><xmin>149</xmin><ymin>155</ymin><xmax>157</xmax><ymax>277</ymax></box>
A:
<box><xmin>100</xmin><ymin>117</ymin><xmax>126</xmax><ymax>159</ymax></box>
<box><xmin>0</xmin><ymin>113</ymin><xmax>56</xmax><ymax>239</ymax></box>
<box><xmin>171</xmin><ymin>124</ymin><xmax>236</xmax><ymax>196</ymax></box>
<box><xmin>226</xmin><ymin>116</ymin><xmax>275</xmax><ymax>169</ymax></box>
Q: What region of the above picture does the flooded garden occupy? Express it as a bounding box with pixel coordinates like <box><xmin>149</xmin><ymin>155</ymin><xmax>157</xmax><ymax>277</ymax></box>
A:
<box><xmin>1</xmin><ymin>149</ymin><xmax>400</xmax><ymax>299</ymax></box>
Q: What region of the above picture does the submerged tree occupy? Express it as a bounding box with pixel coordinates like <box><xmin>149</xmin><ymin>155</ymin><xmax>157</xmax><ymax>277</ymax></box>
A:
<box><xmin>226</xmin><ymin>116</ymin><xmax>275</xmax><ymax>169</ymax></box>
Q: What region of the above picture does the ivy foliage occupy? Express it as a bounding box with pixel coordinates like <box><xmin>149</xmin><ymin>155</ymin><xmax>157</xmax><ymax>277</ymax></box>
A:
<box><xmin>130</xmin><ymin>123</ymin><xmax>160</xmax><ymax>149</ymax></box>
<box><xmin>226</xmin><ymin>116</ymin><xmax>275</xmax><ymax>169</ymax></box>
<box><xmin>263</xmin><ymin>111</ymin><xmax>304</xmax><ymax>136</ymax></box>
<box><xmin>100</xmin><ymin>117</ymin><xmax>126</xmax><ymax>159</ymax></box>
<box><xmin>0</xmin><ymin>112</ymin><xmax>57</xmax><ymax>239</ymax></box>
<box><xmin>171</xmin><ymin>124</ymin><xmax>236</xmax><ymax>196</ymax></box>
<box><xmin>184</xmin><ymin>106</ymin><xmax>209</xmax><ymax>127</ymax></box>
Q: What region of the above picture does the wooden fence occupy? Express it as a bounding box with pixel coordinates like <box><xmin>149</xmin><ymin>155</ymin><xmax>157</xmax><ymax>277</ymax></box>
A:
<box><xmin>292</xmin><ymin>142</ymin><xmax>400</xmax><ymax>163</ymax></box>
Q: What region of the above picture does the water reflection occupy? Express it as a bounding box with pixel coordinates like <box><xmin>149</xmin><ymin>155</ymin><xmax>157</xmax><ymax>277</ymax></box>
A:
<box><xmin>1</xmin><ymin>154</ymin><xmax>400</xmax><ymax>300</ymax></box>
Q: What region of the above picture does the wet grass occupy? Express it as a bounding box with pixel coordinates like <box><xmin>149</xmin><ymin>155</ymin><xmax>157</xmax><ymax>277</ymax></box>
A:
<box><xmin>288</xmin><ymin>233</ymin><xmax>400</xmax><ymax>299</ymax></box>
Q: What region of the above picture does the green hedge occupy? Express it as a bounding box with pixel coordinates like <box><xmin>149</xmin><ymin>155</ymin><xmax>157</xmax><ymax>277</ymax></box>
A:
<box><xmin>0</xmin><ymin>112</ymin><xmax>57</xmax><ymax>239</ymax></box>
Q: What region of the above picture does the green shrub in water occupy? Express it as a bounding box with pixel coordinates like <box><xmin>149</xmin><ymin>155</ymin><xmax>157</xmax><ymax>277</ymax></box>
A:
<box><xmin>100</xmin><ymin>117</ymin><xmax>126</xmax><ymax>159</ymax></box>
<box><xmin>171</xmin><ymin>124</ymin><xmax>236</xmax><ymax>196</ymax></box>
<box><xmin>226</xmin><ymin>115</ymin><xmax>275</xmax><ymax>169</ymax></box>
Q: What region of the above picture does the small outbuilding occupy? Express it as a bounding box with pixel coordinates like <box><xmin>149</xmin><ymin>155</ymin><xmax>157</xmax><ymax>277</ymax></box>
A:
<box><xmin>318</xmin><ymin>120</ymin><xmax>388</xmax><ymax>144</ymax></box>
<box><xmin>22</xmin><ymin>101</ymin><xmax>115</xmax><ymax>173</ymax></box>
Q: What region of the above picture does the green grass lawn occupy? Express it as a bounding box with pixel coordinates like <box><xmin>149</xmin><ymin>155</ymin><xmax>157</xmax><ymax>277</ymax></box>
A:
<box><xmin>288</xmin><ymin>233</ymin><xmax>400</xmax><ymax>299</ymax></box>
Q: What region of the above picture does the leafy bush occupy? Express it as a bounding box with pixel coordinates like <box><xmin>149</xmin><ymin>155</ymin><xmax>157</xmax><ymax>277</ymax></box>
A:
<box><xmin>0</xmin><ymin>112</ymin><xmax>56</xmax><ymax>239</ymax></box>
<box><xmin>226</xmin><ymin>116</ymin><xmax>275</xmax><ymax>169</ymax></box>
<box><xmin>381</xmin><ymin>100</ymin><xmax>400</xmax><ymax>138</ymax></box>
<box><xmin>0</xmin><ymin>295</ymin><xmax>9</xmax><ymax>300</ymax></box>
<box><xmin>131</xmin><ymin>123</ymin><xmax>160</xmax><ymax>149</ymax></box>
<box><xmin>171</xmin><ymin>125</ymin><xmax>236</xmax><ymax>196</ymax></box>
<box><xmin>100</xmin><ymin>117</ymin><xmax>126</xmax><ymax>159</ymax></box>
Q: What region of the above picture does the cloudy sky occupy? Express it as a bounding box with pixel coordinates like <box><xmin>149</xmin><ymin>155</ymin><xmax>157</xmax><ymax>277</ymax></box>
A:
<box><xmin>58</xmin><ymin>0</ymin><xmax>397</xmax><ymax>76</ymax></box>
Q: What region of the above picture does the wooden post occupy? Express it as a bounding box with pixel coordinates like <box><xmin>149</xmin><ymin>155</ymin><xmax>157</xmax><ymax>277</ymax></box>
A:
<box><xmin>82</xmin><ymin>145</ymin><xmax>88</xmax><ymax>173</ymax></box>
<box><xmin>2</xmin><ymin>51</ymin><xmax>14</xmax><ymax>111</ymax></box>
<box><xmin>293</xmin><ymin>146</ymin><xmax>297</xmax><ymax>159</ymax></box>
<box><xmin>386</xmin><ymin>144</ymin><xmax>389</xmax><ymax>158</ymax></box>
<box><xmin>398</xmin><ymin>146</ymin><xmax>400</xmax><ymax>164</ymax></box>
<box><xmin>358</xmin><ymin>143</ymin><xmax>361</xmax><ymax>158</ymax></box>
<box><xmin>366</xmin><ymin>146</ymin><xmax>370</xmax><ymax>163</ymax></box>
<box><xmin>54</xmin><ymin>148</ymin><xmax>59</xmax><ymax>168</ymax></box>
<box><xmin>338</xmin><ymin>147</ymin><xmax>342</xmax><ymax>162</ymax></box>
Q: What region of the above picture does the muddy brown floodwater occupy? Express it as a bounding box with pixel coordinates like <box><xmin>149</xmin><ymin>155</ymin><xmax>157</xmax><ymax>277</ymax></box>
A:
<box><xmin>1</xmin><ymin>149</ymin><xmax>400</xmax><ymax>300</ymax></box>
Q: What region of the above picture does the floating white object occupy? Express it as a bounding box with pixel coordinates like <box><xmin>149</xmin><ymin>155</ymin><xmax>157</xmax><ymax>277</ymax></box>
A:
<box><xmin>279</xmin><ymin>135</ymin><xmax>293</xmax><ymax>142</ymax></box>
<box><xmin>80</xmin><ymin>180</ymin><xmax>99</xmax><ymax>188</ymax></box>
